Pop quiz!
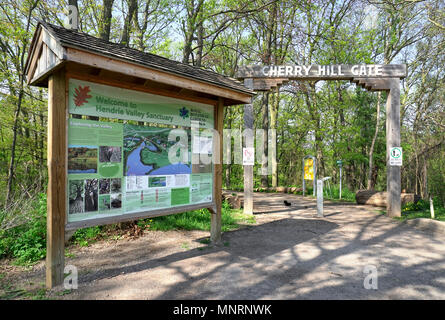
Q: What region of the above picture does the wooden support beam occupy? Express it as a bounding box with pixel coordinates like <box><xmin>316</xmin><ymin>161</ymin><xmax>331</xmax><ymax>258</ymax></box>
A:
<box><xmin>386</xmin><ymin>78</ymin><xmax>401</xmax><ymax>218</ymax></box>
<box><xmin>252</xmin><ymin>78</ymin><xmax>289</xmax><ymax>91</ymax></box>
<box><xmin>351</xmin><ymin>78</ymin><xmax>394</xmax><ymax>91</ymax></box>
<box><xmin>210</xmin><ymin>98</ymin><xmax>224</xmax><ymax>243</ymax></box>
<box><xmin>243</xmin><ymin>79</ymin><xmax>254</xmax><ymax>214</ymax></box>
<box><xmin>46</xmin><ymin>68</ymin><xmax>67</xmax><ymax>289</ymax></box>
<box><xmin>368</xmin><ymin>79</ymin><xmax>393</xmax><ymax>91</ymax></box>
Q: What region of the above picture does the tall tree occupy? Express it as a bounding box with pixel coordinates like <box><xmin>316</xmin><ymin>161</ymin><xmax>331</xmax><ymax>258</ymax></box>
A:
<box><xmin>0</xmin><ymin>0</ymin><xmax>40</xmax><ymax>206</ymax></box>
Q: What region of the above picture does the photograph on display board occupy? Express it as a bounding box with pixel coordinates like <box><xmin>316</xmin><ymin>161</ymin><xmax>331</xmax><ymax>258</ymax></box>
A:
<box><xmin>99</xmin><ymin>178</ymin><xmax>111</xmax><ymax>194</ymax></box>
<box><xmin>84</xmin><ymin>179</ymin><xmax>99</xmax><ymax>212</ymax></box>
<box><xmin>99</xmin><ymin>194</ymin><xmax>111</xmax><ymax>211</ymax></box>
<box><xmin>68</xmin><ymin>180</ymin><xmax>85</xmax><ymax>214</ymax></box>
<box><xmin>111</xmin><ymin>194</ymin><xmax>122</xmax><ymax>209</ymax></box>
<box><xmin>111</xmin><ymin>178</ymin><xmax>122</xmax><ymax>193</ymax></box>
<box><xmin>68</xmin><ymin>145</ymin><xmax>98</xmax><ymax>174</ymax></box>
<box><xmin>99</xmin><ymin>146</ymin><xmax>122</xmax><ymax>163</ymax></box>
<box><xmin>123</xmin><ymin>124</ymin><xmax>191</xmax><ymax>176</ymax></box>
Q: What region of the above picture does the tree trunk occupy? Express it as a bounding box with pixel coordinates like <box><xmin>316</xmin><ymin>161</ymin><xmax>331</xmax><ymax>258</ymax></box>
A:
<box><xmin>367</xmin><ymin>92</ymin><xmax>381</xmax><ymax>190</ymax></box>
<box><xmin>6</xmin><ymin>88</ymin><xmax>24</xmax><ymax>206</ymax></box>
<box><xmin>100</xmin><ymin>0</ymin><xmax>114</xmax><ymax>41</ymax></box>
<box><xmin>270</xmin><ymin>87</ymin><xmax>279</xmax><ymax>187</ymax></box>
<box><xmin>120</xmin><ymin>0</ymin><xmax>137</xmax><ymax>46</ymax></box>
<box><xmin>195</xmin><ymin>22</ymin><xmax>204</xmax><ymax>67</ymax></box>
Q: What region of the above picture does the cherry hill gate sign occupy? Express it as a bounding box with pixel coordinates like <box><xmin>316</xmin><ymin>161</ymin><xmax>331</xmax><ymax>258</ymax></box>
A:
<box><xmin>240</xmin><ymin>64</ymin><xmax>405</xmax><ymax>79</ymax></box>
<box><xmin>236</xmin><ymin>64</ymin><xmax>406</xmax><ymax>218</ymax></box>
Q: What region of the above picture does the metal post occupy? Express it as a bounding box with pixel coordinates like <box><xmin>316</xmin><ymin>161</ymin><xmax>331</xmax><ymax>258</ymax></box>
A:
<box><xmin>313</xmin><ymin>158</ymin><xmax>317</xmax><ymax>197</ymax></box>
<box><xmin>317</xmin><ymin>179</ymin><xmax>323</xmax><ymax>217</ymax></box>
<box><xmin>339</xmin><ymin>165</ymin><xmax>342</xmax><ymax>200</ymax></box>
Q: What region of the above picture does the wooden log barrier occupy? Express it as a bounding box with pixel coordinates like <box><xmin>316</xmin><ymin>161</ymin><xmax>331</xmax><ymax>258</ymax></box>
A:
<box><xmin>356</xmin><ymin>190</ymin><xmax>420</xmax><ymax>208</ymax></box>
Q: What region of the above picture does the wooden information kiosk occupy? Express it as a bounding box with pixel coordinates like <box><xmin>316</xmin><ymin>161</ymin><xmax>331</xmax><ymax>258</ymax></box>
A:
<box><xmin>25</xmin><ymin>21</ymin><xmax>253</xmax><ymax>288</ymax></box>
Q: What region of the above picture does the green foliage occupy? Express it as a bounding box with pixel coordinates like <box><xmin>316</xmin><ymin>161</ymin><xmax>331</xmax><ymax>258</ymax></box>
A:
<box><xmin>71</xmin><ymin>226</ymin><xmax>102</xmax><ymax>247</ymax></box>
<box><xmin>398</xmin><ymin>198</ymin><xmax>445</xmax><ymax>222</ymax></box>
<box><xmin>146</xmin><ymin>201</ymin><xmax>254</xmax><ymax>232</ymax></box>
<box><xmin>323</xmin><ymin>186</ymin><xmax>356</xmax><ymax>202</ymax></box>
<box><xmin>0</xmin><ymin>194</ymin><xmax>47</xmax><ymax>265</ymax></box>
<box><xmin>402</xmin><ymin>199</ymin><xmax>430</xmax><ymax>212</ymax></box>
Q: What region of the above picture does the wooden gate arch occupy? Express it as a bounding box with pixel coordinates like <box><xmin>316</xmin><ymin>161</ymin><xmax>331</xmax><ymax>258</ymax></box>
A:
<box><xmin>236</xmin><ymin>64</ymin><xmax>406</xmax><ymax>218</ymax></box>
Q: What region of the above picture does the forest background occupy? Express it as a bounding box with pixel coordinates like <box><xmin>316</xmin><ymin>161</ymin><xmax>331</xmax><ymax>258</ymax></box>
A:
<box><xmin>0</xmin><ymin>0</ymin><xmax>443</xmax><ymax>235</ymax></box>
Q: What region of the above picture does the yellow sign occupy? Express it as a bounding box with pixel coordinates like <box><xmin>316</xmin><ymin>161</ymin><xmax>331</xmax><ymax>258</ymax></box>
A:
<box><xmin>304</xmin><ymin>158</ymin><xmax>314</xmax><ymax>180</ymax></box>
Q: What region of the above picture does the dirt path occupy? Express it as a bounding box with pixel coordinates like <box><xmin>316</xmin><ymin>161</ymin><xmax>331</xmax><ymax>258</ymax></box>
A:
<box><xmin>4</xmin><ymin>193</ymin><xmax>445</xmax><ymax>299</ymax></box>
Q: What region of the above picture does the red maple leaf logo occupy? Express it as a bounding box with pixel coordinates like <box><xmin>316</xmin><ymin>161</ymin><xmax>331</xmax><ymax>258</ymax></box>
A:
<box><xmin>73</xmin><ymin>85</ymin><xmax>92</xmax><ymax>107</ymax></box>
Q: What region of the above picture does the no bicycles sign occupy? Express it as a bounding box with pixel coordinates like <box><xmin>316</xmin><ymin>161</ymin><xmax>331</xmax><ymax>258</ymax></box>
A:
<box><xmin>243</xmin><ymin>147</ymin><xmax>255</xmax><ymax>165</ymax></box>
<box><xmin>389</xmin><ymin>147</ymin><xmax>403</xmax><ymax>166</ymax></box>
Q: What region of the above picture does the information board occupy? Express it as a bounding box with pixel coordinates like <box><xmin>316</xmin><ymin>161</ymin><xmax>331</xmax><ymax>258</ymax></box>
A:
<box><xmin>66</xmin><ymin>79</ymin><xmax>215</xmax><ymax>224</ymax></box>
<box><xmin>304</xmin><ymin>158</ymin><xmax>314</xmax><ymax>180</ymax></box>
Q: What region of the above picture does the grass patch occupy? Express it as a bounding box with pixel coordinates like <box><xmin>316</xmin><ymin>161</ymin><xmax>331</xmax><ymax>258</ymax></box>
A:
<box><xmin>323</xmin><ymin>186</ymin><xmax>356</xmax><ymax>203</ymax></box>
<box><xmin>144</xmin><ymin>201</ymin><xmax>255</xmax><ymax>232</ymax></box>
<box><xmin>396</xmin><ymin>198</ymin><xmax>445</xmax><ymax>222</ymax></box>
<box><xmin>71</xmin><ymin>226</ymin><xmax>102</xmax><ymax>247</ymax></box>
<box><xmin>298</xmin><ymin>185</ymin><xmax>356</xmax><ymax>202</ymax></box>
<box><xmin>0</xmin><ymin>276</ymin><xmax>48</xmax><ymax>300</ymax></box>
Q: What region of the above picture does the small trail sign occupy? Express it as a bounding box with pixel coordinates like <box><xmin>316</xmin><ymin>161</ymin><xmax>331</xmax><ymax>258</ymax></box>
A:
<box><xmin>304</xmin><ymin>158</ymin><xmax>315</xmax><ymax>180</ymax></box>
<box><xmin>389</xmin><ymin>147</ymin><xmax>402</xmax><ymax>166</ymax></box>
<box><xmin>243</xmin><ymin>147</ymin><xmax>255</xmax><ymax>165</ymax></box>
<box><xmin>336</xmin><ymin>160</ymin><xmax>343</xmax><ymax>166</ymax></box>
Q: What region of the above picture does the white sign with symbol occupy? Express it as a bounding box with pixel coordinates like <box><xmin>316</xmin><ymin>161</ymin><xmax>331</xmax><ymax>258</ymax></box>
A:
<box><xmin>389</xmin><ymin>147</ymin><xmax>402</xmax><ymax>166</ymax></box>
<box><xmin>243</xmin><ymin>147</ymin><xmax>255</xmax><ymax>165</ymax></box>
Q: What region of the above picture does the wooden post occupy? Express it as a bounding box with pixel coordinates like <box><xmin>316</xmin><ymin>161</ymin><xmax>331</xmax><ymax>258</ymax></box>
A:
<box><xmin>210</xmin><ymin>98</ymin><xmax>224</xmax><ymax>243</ymax></box>
<box><xmin>46</xmin><ymin>69</ymin><xmax>67</xmax><ymax>288</ymax></box>
<box><xmin>243</xmin><ymin>79</ymin><xmax>254</xmax><ymax>214</ymax></box>
<box><xmin>386</xmin><ymin>79</ymin><xmax>401</xmax><ymax>218</ymax></box>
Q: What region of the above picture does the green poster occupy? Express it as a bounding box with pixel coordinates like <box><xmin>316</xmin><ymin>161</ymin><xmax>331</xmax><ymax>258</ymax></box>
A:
<box><xmin>68</xmin><ymin>79</ymin><xmax>214</xmax><ymax>127</ymax></box>
<box><xmin>66</xmin><ymin>81</ymin><xmax>215</xmax><ymax>225</ymax></box>
<box><xmin>67</xmin><ymin>119</ymin><xmax>124</xmax><ymax>223</ymax></box>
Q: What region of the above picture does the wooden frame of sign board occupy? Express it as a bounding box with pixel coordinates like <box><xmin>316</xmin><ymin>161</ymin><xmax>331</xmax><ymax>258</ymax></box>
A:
<box><xmin>44</xmin><ymin>63</ymin><xmax>231</xmax><ymax>288</ymax></box>
<box><xmin>63</xmin><ymin>69</ymin><xmax>221</xmax><ymax>232</ymax></box>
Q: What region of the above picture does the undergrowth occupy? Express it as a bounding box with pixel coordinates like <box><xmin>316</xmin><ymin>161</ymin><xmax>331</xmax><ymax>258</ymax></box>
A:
<box><xmin>0</xmin><ymin>194</ymin><xmax>255</xmax><ymax>265</ymax></box>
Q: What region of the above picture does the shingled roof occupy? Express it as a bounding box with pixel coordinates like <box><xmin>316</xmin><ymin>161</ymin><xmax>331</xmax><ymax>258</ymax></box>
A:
<box><xmin>26</xmin><ymin>21</ymin><xmax>253</xmax><ymax>96</ymax></box>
